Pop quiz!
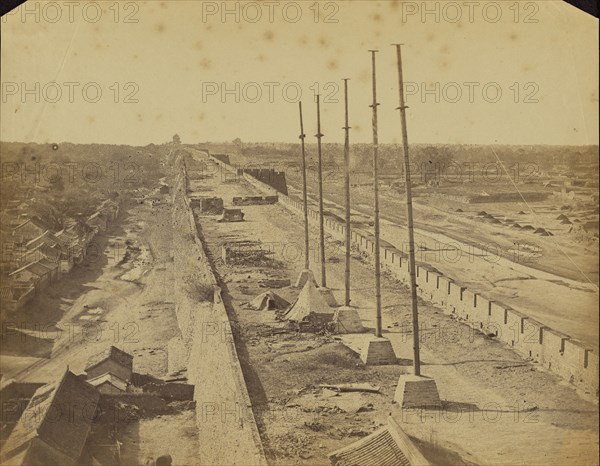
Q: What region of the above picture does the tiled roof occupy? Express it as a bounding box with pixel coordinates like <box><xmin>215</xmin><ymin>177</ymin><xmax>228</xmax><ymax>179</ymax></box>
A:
<box><xmin>13</xmin><ymin>217</ymin><xmax>47</xmax><ymax>232</ymax></box>
<box><xmin>1</xmin><ymin>370</ymin><xmax>99</xmax><ymax>464</ymax></box>
<box><xmin>85</xmin><ymin>346</ymin><xmax>134</xmax><ymax>372</ymax></box>
<box><xmin>26</xmin><ymin>230</ymin><xmax>66</xmax><ymax>249</ymax></box>
<box><xmin>9</xmin><ymin>261</ymin><xmax>50</xmax><ymax>277</ymax></box>
<box><xmin>329</xmin><ymin>427</ymin><xmax>411</xmax><ymax>466</ymax></box>
<box><xmin>87</xmin><ymin>372</ymin><xmax>128</xmax><ymax>391</ymax></box>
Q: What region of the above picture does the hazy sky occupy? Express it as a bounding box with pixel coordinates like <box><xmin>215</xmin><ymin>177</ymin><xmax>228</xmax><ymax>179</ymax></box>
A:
<box><xmin>1</xmin><ymin>1</ymin><xmax>598</xmax><ymax>146</ymax></box>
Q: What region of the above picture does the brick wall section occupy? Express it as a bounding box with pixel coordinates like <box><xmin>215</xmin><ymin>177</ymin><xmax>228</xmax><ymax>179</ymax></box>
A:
<box><xmin>209</xmin><ymin>154</ymin><xmax>599</xmax><ymax>397</ymax></box>
<box><xmin>469</xmin><ymin>295</ymin><xmax>488</xmax><ymax>330</ymax></box>
<box><xmin>487</xmin><ymin>302</ymin><xmax>508</xmax><ymax>339</ymax></box>
<box><xmin>504</xmin><ymin>309</ymin><xmax>528</xmax><ymax>350</ymax></box>
<box><xmin>176</xmin><ymin>157</ymin><xmax>268</xmax><ymax>465</ymax></box>
<box><xmin>519</xmin><ymin>318</ymin><xmax>546</xmax><ymax>361</ymax></box>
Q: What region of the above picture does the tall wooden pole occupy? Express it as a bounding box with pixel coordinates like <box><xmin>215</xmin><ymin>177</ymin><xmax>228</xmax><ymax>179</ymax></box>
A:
<box><xmin>315</xmin><ymin>94</ymin><xmax>327</xmax><ymax>288</ymax></box>
<box><xmin>298</xmin><ymin>101</ymin><xmax>310</xmax><ymax>270</ymax></box>
<box><xmin>369</xmin><ymin>50</ymin><xmax>383</xmax><ymax>338</ymax></box>
<box><xmin>342</xmin><ymin>79</ymin><xmax>351</xmax><ymax>306</ymax></box>
<box><xmin>393</xmin><ymin>43</ymin><xmax>421</xmax><ymax>376</ymax></box>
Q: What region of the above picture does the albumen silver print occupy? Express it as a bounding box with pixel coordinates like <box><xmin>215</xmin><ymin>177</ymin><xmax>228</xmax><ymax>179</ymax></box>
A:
<box><xmin>0</xmin><ymin>1</ymin><xmax>598</xmax><ymax>465</ymax></box>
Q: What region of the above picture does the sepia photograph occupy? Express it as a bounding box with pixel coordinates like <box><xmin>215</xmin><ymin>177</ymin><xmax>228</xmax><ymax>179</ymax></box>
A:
<box><xmin>0</xmin><ymin>1</ymin><xmax>598</xmax><ymax>465</ymax></box>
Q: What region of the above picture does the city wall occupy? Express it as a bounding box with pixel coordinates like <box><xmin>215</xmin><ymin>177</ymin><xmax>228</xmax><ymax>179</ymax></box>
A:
<box><xmin>209</xmin><ymin>153</ymin><xmax>599</xmax><ymax>397</ymax></box>
<box><xmin>172</xmin><ymin>159</ymin><xmax>267</xmax><ymax>465</ymax></box>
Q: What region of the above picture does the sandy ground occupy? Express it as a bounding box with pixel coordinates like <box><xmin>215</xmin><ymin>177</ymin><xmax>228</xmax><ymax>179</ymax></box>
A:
<box><xmin>119</xmin><ymin>410</ymin><xmax>199</xmax><ymax>466</ymax></box>
<box><xmin>188</xmin><ymin>150</ymin><xmax>598</xmax><ymax>465</ymax></box>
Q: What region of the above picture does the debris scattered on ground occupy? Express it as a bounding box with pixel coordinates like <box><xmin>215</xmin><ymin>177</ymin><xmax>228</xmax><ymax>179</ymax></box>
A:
<box><xmin>258</xmin><ymin>278</ymin><xmax>291</xmax><ymax>288</ymax></box>
<box><xmin>493</xmin><ymin>363</ymin><xmax>530</xmax><ymax>370</ymax></box>
<box><xmin>318</xmin><ymin>383</ymin><xmax>381</xmax><ymax>393</ymax></box>
<box><xmin>287</xmin><ymin>388</ymin><xmax>377</xmax><ymax>415</ymax></box>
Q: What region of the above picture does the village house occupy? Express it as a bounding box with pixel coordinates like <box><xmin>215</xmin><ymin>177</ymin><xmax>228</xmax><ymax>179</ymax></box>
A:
<box><xmin>11</xmin><ymin>217</ymin><xmax>48</xmax><ymax>245</ymax></box>
<box><xmin>8</xmin><ymin>261</ymin><xmax>54</xmax><ymax>292</ymax></box>
<box><xmin>3</xmin><ymin>200</ymin><xmax>22</xmax><ymax>212</ymax></box>
<box><xmin>23</xmin><ymin>232</ymin><xmax>68</xmax><ymax>272</ymax></box>
<box><xmin>0</xmin><ymin>211</ymin><xmax>24</xmax><ymax>234</ymax></box>
<box><xmin>97</xmin><ymin>199</ymin><xmax>120</xmax><ymax>221</ymax></box>
<box><xmin>86</xmin><ymin>211</ymin><xmax>109</xmax><ymax>232</ymax></box>
<box><xmin>85</xmin><ymin>346</ymin><xmax>134</xmax><ymax>383</ymax></box>
<box><xmin>0</xmin><ymin>370</ymin><xmax>100</xmax><ymax>466</ymax></box>
<box><xmin>54</xmin><ymin>229</ymin><xmax>87</xmax><ymax>270</ymax></box>
<box><xmin>0</xmin><ymin>378</ymin><xmax>46</xmax><ymax>435</ymax></box>
<box><xmin>0</xmin><ymin>282</ymin><xmax>35</xmax><ymax>314</ymax></box>
<box><xmin>0</xmin><ymin>239</ymin><xmax>26</xmax><ymax>273</ymax></box>
<box><xmin>65</xmin><ymin>218</ymin><xmax>96</xmax><ymax>242</ymax></box>
<box><xmin>48</xmin><ymin>242</ymin><xmax>77</xmax><ymax>273</ymax></box>
<box><xmin>25</xmin><ymin>230</ymin><xmax>66</xmax><ymax>251</ymax></box>
<box><xmin>36</xmin><ymin>258</ymin><xmax>60</xmax><ymax>282</ymax></box>
<box><xmin>19</xmin><ymin>243</ymin><xmax>48</xmax><ymax>267</ymax></box>
<box><xmin>64</xmin><ymin>220</ymin><xmax>97</xmax><ymax>260</ymax></box>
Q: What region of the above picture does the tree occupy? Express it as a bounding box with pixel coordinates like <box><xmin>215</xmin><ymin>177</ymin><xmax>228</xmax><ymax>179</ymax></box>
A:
<box><xmin>173</xmin><ymin>134</ymin><xmax>181</xmax><ymax>145</ymax></box>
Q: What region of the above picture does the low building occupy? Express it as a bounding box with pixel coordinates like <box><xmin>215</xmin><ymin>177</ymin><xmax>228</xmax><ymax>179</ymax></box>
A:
<box><xmin>1</xmin><ymin>283</ymin><xmax>35</xmax><ymax>314</ymax></box>
<box><xmin>86</xmin><ymin>211</ymin><xmax>108</xmax><ymax>231</ymax></box>
<box><xmin>85</xmin><ymin>346</ymin><xmax>134</xmax><ymax>383</ymax></box>
<box><xmin>0</xmin><ymin>370</ymin><xmax>100</xmax><ymax>466</ymax></box>
<box><xmin>65</xmin><ymin>220</ymin><xmax>96</xmax><ymax>245</ymax></box>
<box><xmin>36</xmin><ymin>258</ymin><xmax>60</xmax><ymax>282</ymax></box>
<box><xmin>8</xmin><ymin>261</ymin><xmax>53</xmax><ymax>291</ymax></box>
<box><xmin>25</xmin><ymin>230</ymin><xmax>66</xmax><ymax>251</ymax></box>
<box><xmin>12</xmin><ymin>218</ymin><xmax>48</xmax><ymax>245</ymax></box>
<box><xmin>98</xmin><ymin>199</ymin><xmax>120</xmax><ymax>221</ymax></box>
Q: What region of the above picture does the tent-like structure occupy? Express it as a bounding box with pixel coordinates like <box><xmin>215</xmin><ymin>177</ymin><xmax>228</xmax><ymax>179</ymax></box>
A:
<box><xmin>250</xmin><ymin>291</ymin><xmax>290</xmax><ymax>311</ymax></box>
<box><xmin>294</xmin><ymin>268</ymin><xmax>318</xmax><ymax>288</ymax></box>
<box><xmin>284</xmin><ymin>279</ymin><xmax>333</xmax><ymax>325</ymax></box>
